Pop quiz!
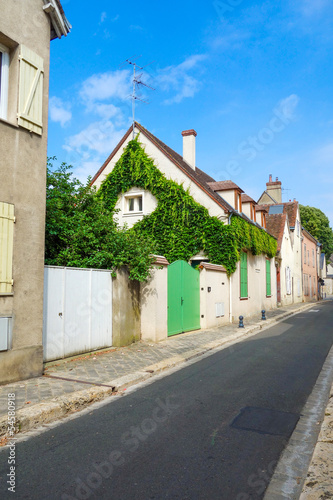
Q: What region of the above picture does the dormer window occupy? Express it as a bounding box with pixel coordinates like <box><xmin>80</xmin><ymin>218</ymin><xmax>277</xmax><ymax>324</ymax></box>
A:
<box><xmin>124</xmin><ymin>193</ymin><xmax>143</xmax><ymax>214</ymax></box>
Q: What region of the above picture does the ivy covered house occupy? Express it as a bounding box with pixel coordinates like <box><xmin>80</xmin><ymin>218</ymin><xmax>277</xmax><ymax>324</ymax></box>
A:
<box><xmin>91</xmin><ymin>122</ymin><xmax>277</xmax><ymax>333</ymax></box>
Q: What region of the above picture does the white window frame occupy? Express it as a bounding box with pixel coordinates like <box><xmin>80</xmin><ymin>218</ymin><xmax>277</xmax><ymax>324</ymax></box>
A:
<box><xmin>123</xmin><ymin>192</ymin><xmax>144</xmax><ymax>216</ymax></box>
<box><xmin>0</xmin><ymin>43</ymin><xmax>9</xmax><ymax>120</ymax></box>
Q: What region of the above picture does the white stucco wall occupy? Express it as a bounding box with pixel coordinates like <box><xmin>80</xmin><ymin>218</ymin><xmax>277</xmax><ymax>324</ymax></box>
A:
<box><xmin>215</xmin><ymin>189</ymin><xmax>235</xmax><ymax>209</ymax></box>
<box><xmin>199</xmin><ymin>268</ymin><xmax>230</xmax><ymax>329</ymax></box>
<box><xmin>231</xmin><ymin>253</ymin><xmax>277</xmax><ymax>321</ymax></box>
<box><xmin>141</xmin><ymin>265</ymin><xmax>168</xmax><ymax>342</ymax></box>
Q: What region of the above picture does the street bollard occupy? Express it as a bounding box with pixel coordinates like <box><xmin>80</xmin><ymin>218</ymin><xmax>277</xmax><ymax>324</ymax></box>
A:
<box><xmin>261</xmin><ymin>310</ymin><xmax>266</xmax><ymax>320</ymax></box>
<box><xmin>239</xmin><ymin>316</ymin><xmax>244</xmax><ymax>328</ymax></box>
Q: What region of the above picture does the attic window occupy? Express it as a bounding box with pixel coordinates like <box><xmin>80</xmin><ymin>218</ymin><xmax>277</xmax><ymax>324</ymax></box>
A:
<box><xmin>124</xmin><ymin>194</ymin><xmax>143</xmax><ymax>214</ymax></box>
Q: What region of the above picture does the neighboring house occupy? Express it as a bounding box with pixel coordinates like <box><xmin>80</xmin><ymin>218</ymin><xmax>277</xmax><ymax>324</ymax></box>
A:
<box><xmin>302</xmin><ymin>228</ymin><xmax>319</xmax><ymax>302</ymax></box>
<box><xmin>0</xmin><ymin>0</ymin><xmax>70</xmax><ymax>384</ymax></box>
<box><xmin>323</xmin><ymin>255</ymin><xmax>333</xmax><ymax>296</ymax></box>
<box><xmin>91</xmin><ymin>122</ymin><xmax>277</xmax><ymax>325</ymax></box>
<box><xmin>258</xmin><ymin>176</ymin><xmax>303</xmax><ymax>306</ymax></box>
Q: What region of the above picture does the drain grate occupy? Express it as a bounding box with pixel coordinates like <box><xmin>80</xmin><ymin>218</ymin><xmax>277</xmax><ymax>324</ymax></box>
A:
<box><xmin>231</xmin><ymin>406</ymin><xmax>300</xmax><ymax>437</ymax></box>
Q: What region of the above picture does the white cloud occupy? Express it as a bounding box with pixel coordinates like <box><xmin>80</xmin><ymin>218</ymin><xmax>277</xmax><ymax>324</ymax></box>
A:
<box><xmin>64</xmin><ymin>119</ymin><xmax>128</xmax><ymax>183</ymax></box>
<box><xmin>156</xmin><ymin>55</ymin><xmax>207</xmax><ymax>105</ymax></box>
<box><xmin>100</xmin><ymin>12</ymin><xmax>107</xmax><ymax>23</ymax></box>
<box><xmin>64</xmin><ymin>120</ymin><xmax>127</xmax><ymax>157</ymax></box>
<box><xmin>49</xmin><ymin>97</ymin><xmax>72</xmax><ymax>127</ymax></box>
<box><xmin>79</xmin><ymin>70</ymin><xmax>132</xmax><ymax>103</ymax></box>
<box><xmin>275</xmin><ymin>94</ymin><xmax>300</xmax><ymax>120</ymax></box>
<box><xmin>298</xmin><ymin>0</ymin><xmax>330</xmax><ymax>16</ymax></box>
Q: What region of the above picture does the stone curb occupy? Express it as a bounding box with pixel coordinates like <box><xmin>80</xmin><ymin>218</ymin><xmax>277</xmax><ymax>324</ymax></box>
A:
<box><xmin>0</xmin><ymin>301</ymin><xmax>322</xmax><ymax>440</ymax></box>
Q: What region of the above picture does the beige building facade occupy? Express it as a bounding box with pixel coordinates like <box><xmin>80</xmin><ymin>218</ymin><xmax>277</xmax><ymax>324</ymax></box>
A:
<box><xmin>302</xmin><ymin>229</ymin><xmax>319</xmax><ymax>301</ymax></box>
<box><xmin>0</xmin><ymin>0</ymin><xmax>70</xmax><ymax>384</ymax></box>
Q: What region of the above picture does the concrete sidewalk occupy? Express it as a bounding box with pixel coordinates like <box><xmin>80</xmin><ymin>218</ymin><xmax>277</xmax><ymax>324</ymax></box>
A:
<box><xmin>0</xmin><ymin>300</ymin><xmax>332</xmax><ymax>498</ymax></box>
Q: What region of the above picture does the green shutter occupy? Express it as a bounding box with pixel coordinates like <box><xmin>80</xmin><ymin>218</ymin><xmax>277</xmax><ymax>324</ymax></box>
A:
<box><xmin>240</xmin><ymin>252</ymin><xmax>248</xmax><ymax>298</ymax></box>
<box><xmin>266</xmin><ymin>259</ymin><xmax>271</xmax><ymax>296</ymax></box>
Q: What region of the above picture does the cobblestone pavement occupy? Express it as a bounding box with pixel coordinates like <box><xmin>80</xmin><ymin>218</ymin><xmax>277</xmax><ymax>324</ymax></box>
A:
<box><xmin>0</xmin><ymin>302</ymin><xmax>318</xmax><ymax>418</ymax></box>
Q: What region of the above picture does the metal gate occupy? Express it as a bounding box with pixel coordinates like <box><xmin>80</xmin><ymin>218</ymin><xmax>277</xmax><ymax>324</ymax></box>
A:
<box><xmin>43</xmin><ymin>266</ymin><xmax>112</xmax><ymax>362</ymax></box>
<box><xmin>167</xmin><ymin>260</ymin><xmax>200</xmax><ymax>336</ymax></box>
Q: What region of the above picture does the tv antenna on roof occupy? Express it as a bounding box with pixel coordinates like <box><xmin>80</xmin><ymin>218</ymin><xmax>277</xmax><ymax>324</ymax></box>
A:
<box><xmin>125</xmin><ymin>58</ymin><xmax>155</xmax><ymax>139</ymax></box>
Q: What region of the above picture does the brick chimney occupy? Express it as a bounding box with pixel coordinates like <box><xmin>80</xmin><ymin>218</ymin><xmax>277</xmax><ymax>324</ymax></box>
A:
<box><xmin>182</xmin><ymin>129</ymin><xmax>197</xmax><ymax>169</ymax></box>
<box><xmin>266</xmin><ymin>174</ymin><xmax>282</xmax><ymax>203</ymax></box>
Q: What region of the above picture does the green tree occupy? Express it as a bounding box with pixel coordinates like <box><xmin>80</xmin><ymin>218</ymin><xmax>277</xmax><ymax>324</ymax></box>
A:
<box><xmin>299</xmin><ymin>205</ymin><xmax>333</xmax><ymax>260</ymax></box>
<box><xmin>45</xmin><ymin>159</ymin><xmax>155</xmax><ymax>280</ymax></box>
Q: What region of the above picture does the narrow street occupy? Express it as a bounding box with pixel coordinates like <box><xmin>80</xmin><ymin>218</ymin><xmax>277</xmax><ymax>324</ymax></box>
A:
<box><xmin>1</xmin><ymin>302</ymin><xmax>332</xmax><ymax>500</ymax></box>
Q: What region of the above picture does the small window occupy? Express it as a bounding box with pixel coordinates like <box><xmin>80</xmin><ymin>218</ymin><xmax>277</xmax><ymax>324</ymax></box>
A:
<box><xmin>125</xmin><ymin>194</ymin><xmax>143</xmax><ymax>214</ymax></box>
<box><xmin>0</xmin><ymin>43</ymin><xmax>9</xmax><ymax>120</ymax></box>
<box><xmin>312</xmin><ymin>249</ymin><xmax>315</xmax><ymax>267</ymax></box>
<box><xmin>304</xmin><ymin>244</ymin><xmax>306</xmax><ymax>263</ymax></box>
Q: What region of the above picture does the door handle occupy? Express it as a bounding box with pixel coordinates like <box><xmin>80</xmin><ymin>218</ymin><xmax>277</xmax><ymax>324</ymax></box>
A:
<box><xmin>181</xmin><ymin>297</ymin><xmax>184</xmax><ymax>305</ymax></box>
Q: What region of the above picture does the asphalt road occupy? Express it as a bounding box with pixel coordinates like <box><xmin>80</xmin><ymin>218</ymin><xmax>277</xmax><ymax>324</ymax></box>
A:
<box><xmin>1</xmin><ymin>302</ymin><xmax>333</xmax><ymax>500</ymax></box>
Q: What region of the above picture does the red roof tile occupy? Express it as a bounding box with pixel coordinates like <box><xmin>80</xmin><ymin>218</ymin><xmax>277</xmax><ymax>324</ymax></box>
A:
<box><xmin>199</xmin><ymin>262</ymin><xmax>227</xmax><ymax>272</ymax></box>
<box><xmin>241</xmin><ymin>193</ymin><xmax>256</xmax><ymax>204</ymax></box>
<box><xmin>266</xmin><ymin>214</ymin><xmax>287</xmax><ymax>252</ymax></box>
<box><xmin>208</xmin><ymin>181</ymin><xmax>244</xmax><ymax>193</ymax></box>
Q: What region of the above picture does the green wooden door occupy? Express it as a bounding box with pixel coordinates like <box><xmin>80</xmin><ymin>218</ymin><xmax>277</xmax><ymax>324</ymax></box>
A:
<box><xmin>168</xmin><ymin>260</ymin><xmax>200</xmax><ymax>337</ymax></box>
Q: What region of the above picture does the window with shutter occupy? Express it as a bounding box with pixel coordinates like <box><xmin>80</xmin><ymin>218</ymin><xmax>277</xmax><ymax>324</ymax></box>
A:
<box><xmin>266</xmin><ymin>259</ymin><xmax>271</xmax><ymax>296</ymax></box>
<box><xmin>18</xmin><ymin>45</ymin><xmax>44</xmax><ymax>135</ymax></box>
<box><xmin>240</xmin><ymin>251</ymin><xmax>248</xmax><ymax>298</ymax></box>
<box><xmin>0</xmin><ymin>202</ymin><xmax>15</xmax><ymax>294</ymax></box>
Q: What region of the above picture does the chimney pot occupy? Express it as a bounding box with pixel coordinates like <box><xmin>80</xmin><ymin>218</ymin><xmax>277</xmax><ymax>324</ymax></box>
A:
<box><xmin>276</xmin><ymin>177</ymin><xmax>278</xmax><ymax>181</ymax></box>
<box><xmin>269</xmin><ymin>174</ymin><xmax>272</xmax><ymax>182</ymax></box>
<box><xmin>182</xmin><ymin>129</ymin><xmax>197</xmax><ymax>169</ymax></box>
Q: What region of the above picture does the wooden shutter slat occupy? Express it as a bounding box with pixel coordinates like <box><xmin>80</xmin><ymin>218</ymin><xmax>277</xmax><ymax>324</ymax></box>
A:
<box><xmin>0</xmin><ymin>202</ymin><xmax>15</xmax><ymax>294</ymax></box>
<box><xmin>18</xmin><ymin>45</ymin><xmax>44</xmax><ymax>135</ymax></box>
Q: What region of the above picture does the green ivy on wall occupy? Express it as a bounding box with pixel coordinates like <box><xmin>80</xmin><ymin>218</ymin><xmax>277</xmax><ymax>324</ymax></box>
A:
<box><xmin>99</xmin><ymin>137</ymin><xmax>277</xmax><ymax>275</ymax></box>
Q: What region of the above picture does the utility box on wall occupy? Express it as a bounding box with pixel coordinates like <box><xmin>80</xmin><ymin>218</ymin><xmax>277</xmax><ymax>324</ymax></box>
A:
<box><xmin>0</xmin><ymin>317</ymin><xmax>12</xmax><ymax>351</ymax></box>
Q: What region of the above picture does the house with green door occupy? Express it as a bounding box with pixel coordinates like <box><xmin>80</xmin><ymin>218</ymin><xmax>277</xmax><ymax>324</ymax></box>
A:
<box><xmin>91</xmin><ymin>122</ymin><xmax>277</xmax><ymax>338</ymax></box>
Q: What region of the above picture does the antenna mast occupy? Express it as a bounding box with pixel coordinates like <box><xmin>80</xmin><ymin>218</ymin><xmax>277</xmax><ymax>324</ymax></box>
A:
<box><xmin>125</xmin><ymin>58</ymin><xmax>155</xmax><ymax>139</ymax></box>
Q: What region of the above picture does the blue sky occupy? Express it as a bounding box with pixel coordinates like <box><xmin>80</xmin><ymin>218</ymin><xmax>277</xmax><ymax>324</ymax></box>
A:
<box><xmin>49</xmin><ymin>0</ymin><xmax>333</xmax><ymax>225</ymax></box>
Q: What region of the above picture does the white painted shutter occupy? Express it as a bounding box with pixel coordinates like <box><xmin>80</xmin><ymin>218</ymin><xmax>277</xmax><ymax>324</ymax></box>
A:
<box><xmin>286</xmin><ymin>267</ymin><xmax>291</xmax><ymax>295</ymax></box>
<box><xmin>18</xmin><ymin>45</ymin><xmax>44</xmax><ymax>135</ymax></box>
<box><xmin>0</xmin><ymin>202</ymin><xmax>15</xmax><ymax>294</ymax></box>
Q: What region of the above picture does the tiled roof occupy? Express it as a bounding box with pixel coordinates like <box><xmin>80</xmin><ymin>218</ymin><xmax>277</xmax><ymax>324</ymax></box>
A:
<box><xmin>199</xmin><ymin>262</ymin><xmax>227</xmax><ymax>272</ymax></box>
<box><xmin>208</xmin><ymin>181</ymin><xmax>244</xmax><ymax>193</ymax></box>
<box><xmin>259</xmin><ymin>201</ymin><xmax>298</xmax><ymax>228</ymax></box>
<box><xmin>151</xmin><ymin>255</ymin><xmax>170</xmax><ymax>266</ymax></box>
<box><xmin>255</xmin><ymin>205</ymin><xmax>268</xmax><ymax>212</ymax></box>
<box><xmin>266</xmin><ymin>214</ymin><xmax>287</xmax><ymax>252</ymax></box>
<box><xmin>241</xmin><ymin>193</ymin><xmax>256</xmax><ymax>204</ymax></box>
<box><xmin>283</xmin><ymin>201</ymin><xmax>298</xmax><ymax>228</ymax></box>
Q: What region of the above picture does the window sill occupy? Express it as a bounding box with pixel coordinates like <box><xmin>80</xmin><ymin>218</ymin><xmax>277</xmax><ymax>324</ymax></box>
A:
<box><xmin>0</xmin><ymin>117</ymin><xmax>19</xmax><ymax>129</ymax></box>
<box><xmin>0</xmin><ymin>293</ymin><xmax>14</xmax><ymax>297</ymax></box>
<box><xmin>240</xmin><ymin>297</ymin><xmax>248</xmax><ymax>300</ymax></box>
<box><xmin>123</xmin><ymin>212</ymin><xmax>143</xmax><ymax>217</ymax></box>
